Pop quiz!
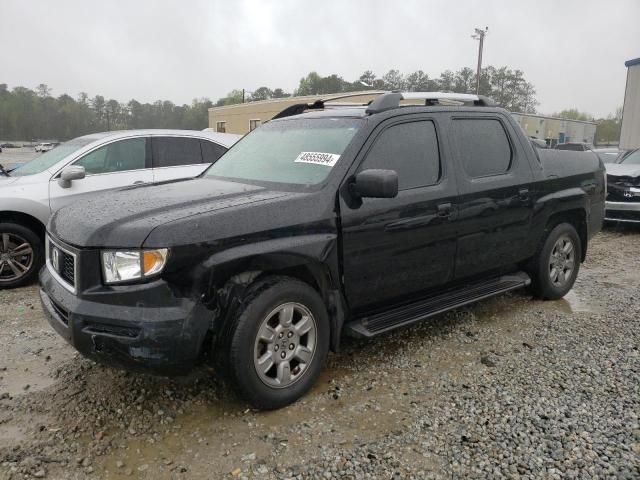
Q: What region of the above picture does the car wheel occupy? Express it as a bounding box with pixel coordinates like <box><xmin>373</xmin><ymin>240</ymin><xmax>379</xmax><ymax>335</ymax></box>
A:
<box><xmin>530</xmin><ymin>222</ymin><xmax>581</xmax><ymax>300</ymax></box>
<box><xmin>222</xmin><ymin>276</ymin><xmax>330</xmax><ymax>410</ymax></box>
<box><xmin>0</xmin><ymin>223</ymin><xmax>44</xmax><ymax>289</ymax></box>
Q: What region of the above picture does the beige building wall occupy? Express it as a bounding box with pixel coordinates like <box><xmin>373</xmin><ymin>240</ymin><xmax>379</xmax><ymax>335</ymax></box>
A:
<box><xmin>208</xmin><ymin>91</ymin><xmax>384</xmax><ymax>135</ymax></box>
<box><xmin>620</xmin><ymin>59</ymin><xmax>640</xmax><ymax>150</ymax></box>
<box><xmin>511</xmin><ymin>113</ymin><xmax>596</xmax><ymax>146</ymax></box>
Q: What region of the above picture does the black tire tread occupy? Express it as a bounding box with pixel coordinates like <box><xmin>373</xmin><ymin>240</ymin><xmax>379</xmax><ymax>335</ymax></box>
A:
<box><xmin>221</xmin><ymin>275</ymin><xmax>329</xmax><ymax>410</ymax></box>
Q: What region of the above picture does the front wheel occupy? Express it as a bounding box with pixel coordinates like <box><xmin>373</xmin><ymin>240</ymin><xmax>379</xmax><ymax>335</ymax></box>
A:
<box><xmin>221</xmin><ymin>276</ymin><xmax>330</xmax><ymax>410</ymax></box>
<box><xmin>530</xmin><ymin>222</ymin><xmax>581</xmax><ymax>300</ymax></box>
<box><xmin>0</xmin><ymin>223</ymin><xmax>44</xmax><ymax>289</ymax></box>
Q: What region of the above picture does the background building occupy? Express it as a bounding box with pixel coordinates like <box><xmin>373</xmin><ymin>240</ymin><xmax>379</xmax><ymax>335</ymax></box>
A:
<box><xmin>208</xmin><ymin>92</ymin><xmax>383</xmax><ymax>135</ymax></box>
<box><xmin>620</xmin><ymin>57</ymin><xmax>640</xmax><ymax>150</ymax></box>
<box><xmin>510</xmin><ymin>113</ymin><xmax>597</xmax><ymax>147</ymax></box>
<box><xmin>209</xmin><ymin>92</ymin><xmax>597</xmax><ymax>146</ymax></box>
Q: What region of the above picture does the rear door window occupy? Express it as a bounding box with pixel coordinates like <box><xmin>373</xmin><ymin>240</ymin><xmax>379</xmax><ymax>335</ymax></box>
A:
<box><xmin>452</xmin><ymin>119</ymin><xmax>512</xmax><ymax>178</ymax></box>
<box><xmin>152</xmin><ymin>137</ymin><xmax>203</xmax><ymax>168</ymax></box>
<box><xmin>360</xmin><ymin>120</ymin><xmax>441</xmax><ymax>190</ymax></box>
<box><xmin>200</xmin><ymin>140</ymin><xmax>227</xmax><ymax>164</ymax></box>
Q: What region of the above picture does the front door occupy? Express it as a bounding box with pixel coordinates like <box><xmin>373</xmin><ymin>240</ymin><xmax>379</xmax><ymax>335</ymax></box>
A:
<box><xmin>49</xmin><ymin>137</ymin><xmax>153</xmax><ymax>213</ymax></box>
<box><xmin>340</xmin><ymin>117</ymin><xmax>458</xmax><ymax>313</ymax></box>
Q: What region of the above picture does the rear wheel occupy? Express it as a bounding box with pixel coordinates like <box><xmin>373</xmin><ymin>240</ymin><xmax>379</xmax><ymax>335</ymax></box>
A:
<box><xmin>0</xmin><ymin>223</ymin><xmax>44</xmax><ymax>289</ymax></box>
<box><xmin>221</xmin><ymin>276</ymin><xmax>330</xmax><ymax>410</ymax></box>
<box><xmin>530</xmin><ymin>222</ymin><xmax>581</xmax><ymax>300</ymax></box>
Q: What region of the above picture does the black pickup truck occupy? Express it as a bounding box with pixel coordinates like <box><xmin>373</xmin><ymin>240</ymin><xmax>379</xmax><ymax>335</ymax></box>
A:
<box><xmin>40</xmin><ymin>92</ymin><xmax>606</xmax><ymax>409</ymax></box>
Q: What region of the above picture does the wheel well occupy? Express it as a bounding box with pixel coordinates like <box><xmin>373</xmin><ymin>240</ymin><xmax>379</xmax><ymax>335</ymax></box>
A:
<box><xmin>545</xmin><ymin>209</ymin><xmax>588</xmax><ymax>261</ymax></box>
<box><xmin>210</xmin><ymin>263</ymin><xmax>342</xmax><ymax>358</ymax></box>
<box><xmin>0</xmin><ymin>211</ymin><xmax>46</xmax><ymax>240</ymax></box>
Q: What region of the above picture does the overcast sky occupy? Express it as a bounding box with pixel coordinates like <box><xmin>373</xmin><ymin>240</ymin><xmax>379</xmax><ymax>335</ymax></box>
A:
<box><xmin>1</xmin><ymin>0</ymin><xmax>638</xmax><ymax>117</ymax></box>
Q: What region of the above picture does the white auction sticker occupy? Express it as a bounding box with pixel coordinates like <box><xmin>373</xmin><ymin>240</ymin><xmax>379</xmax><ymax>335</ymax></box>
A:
<box><xmin>294</xmin><ymin>151</ymin><xmax>340</xmax><ymax>167</ymax></box>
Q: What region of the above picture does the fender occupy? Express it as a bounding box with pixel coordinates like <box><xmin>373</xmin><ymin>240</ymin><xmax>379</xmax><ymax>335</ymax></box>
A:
<box><xmin>190</xmin><ymin>233</ymin><xmax>347</xmax><ymax>351</ymax></box>
<box><xmin>531</xmin><ymin>186</ymin><xmax>590</xmax><ymax>260</ymax></box>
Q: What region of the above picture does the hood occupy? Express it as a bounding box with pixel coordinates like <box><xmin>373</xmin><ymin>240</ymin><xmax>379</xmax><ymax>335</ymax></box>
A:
<box><xmin>605</xmin><ymin>163</ymin><xmax>640</xmax><ymax>178</ymax></box>
<box><xmin>49</xmin><ymin>177</ymin><xmax>295</xmax><ymax>248</ymax></box>
<box><xmin>0</xmin><ymin>175</ymin><xmax>19</xmax><ymax>186</ymax></box>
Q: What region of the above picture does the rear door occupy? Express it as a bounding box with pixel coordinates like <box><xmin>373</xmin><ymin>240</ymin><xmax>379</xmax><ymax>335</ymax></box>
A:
<box><xmin>49</xmin><ymin>136</ymin><xmax>153</xmax><ymax>212</ymax></box>
<box><xmin>448</xmin><ymin>114</ymin><xmax>534</xmax><ymax>279</ymax></box>
<box><xmin>151</xmin><ymin>136</ymin><xmax>216</xmax><ymax>182</ymax></box>
<box><xmin>340</xmin><ymin>116</ymin><xmax>459</xmax><ymax>313</ymax></box>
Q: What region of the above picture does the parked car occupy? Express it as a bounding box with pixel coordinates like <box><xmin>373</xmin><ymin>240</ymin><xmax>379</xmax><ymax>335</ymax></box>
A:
<box><xmin>529</xmin><ymin>137</ymin><xmax>547</xmax><ymax>149</ymax></box>
<box><xmin>555</xmin><ymin>142</ymin><xmax>594</xmax><ymax>152</ymax></box>
<box><xmin>592</xmin><ymin>147</ymin><xmax>621</xmax><ymax>164</ymax></box>
<box><xmin>0</xmin><ymin>129</ymin><xmax>240</xmax><ymax>288</ymax></box>
<box><xmin>0</xmin><ymin>143</ymin><xmax>19</xmax><ymax>149</ymax></box>
<box><xmin>40</xmin><ymin>92</ymin><xmax>605</xmax><ymax>409</ymax></box>
<box><xmin>35</xmin><ymin>143</ymin><xmax>55</xmax><ymax>152</ymax></box>
<box><xmin>604</xmin><ymin>148</ymin><xmax>640</xmax><ymax>223</ymax></box>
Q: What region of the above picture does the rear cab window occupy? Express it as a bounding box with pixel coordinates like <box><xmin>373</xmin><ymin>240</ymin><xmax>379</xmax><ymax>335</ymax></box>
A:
<box><xmin>451</xmin><ymin>118</ymin><xmax>513</xmax><ymax>178</ymax></box>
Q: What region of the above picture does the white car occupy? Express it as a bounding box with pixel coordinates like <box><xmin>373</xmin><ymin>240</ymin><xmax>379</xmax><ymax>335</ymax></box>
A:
<box><xmin>35</xmin><ymin>143</ymin><xmax>55</xmax><ymax>152</ymax></box>
<box><xmin>0</xmin><ymin>129</ymin><xmax>241</xmax><ymax>288</ymax></box>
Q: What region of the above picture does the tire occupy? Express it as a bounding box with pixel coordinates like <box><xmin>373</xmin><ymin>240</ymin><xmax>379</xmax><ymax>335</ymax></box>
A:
<box><xmin>221</xmin><ymin>276</ymin><xmax>330</xmax><ymax>410</ymax></box>
<box><xmin>0</xmin><ymin>223</ymin><xmax>44</xmax><ymax>289</ymax></box>
<box><xmin>530</xmin><ymin>222</ymin><xmax>581</xmax><ymax>300</ymax></box>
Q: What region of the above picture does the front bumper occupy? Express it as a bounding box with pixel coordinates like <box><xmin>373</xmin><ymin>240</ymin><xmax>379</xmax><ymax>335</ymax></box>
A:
<box><xmin>39</xmin><ymin>266</ymin><xmax>212</xmax><ymax>375</ymax></box>
<box><xmin>605</xmin><ymin>200</ymin><xmax>640</xmax><ymax>223</ymax></box>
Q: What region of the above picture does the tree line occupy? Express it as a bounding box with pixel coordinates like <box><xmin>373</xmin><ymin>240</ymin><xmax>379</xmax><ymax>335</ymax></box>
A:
<box><xmin>0</xmin><ymin>83</ymin><xmax>214</xmax><ymax>141</ymax></box>
<box><xmin>228</xmin><ymin>65</ymin><xmax>539</xmax><ymax>114</ymax></box>
<box><xmin>0</xmin><ymin>66</ymin><xmax>620</xmax><ymax>143</ymax></box>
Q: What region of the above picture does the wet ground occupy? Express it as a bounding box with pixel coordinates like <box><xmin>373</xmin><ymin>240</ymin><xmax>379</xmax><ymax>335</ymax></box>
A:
<box><xmin>0</xmin><ymin>228</ymin><xmax>639</xmax><ymax>479</ymax></box>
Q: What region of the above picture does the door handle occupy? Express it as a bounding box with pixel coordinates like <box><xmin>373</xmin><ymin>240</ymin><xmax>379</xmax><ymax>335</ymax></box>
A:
<box><xmin>518</xmin><ymin>188</ymin><xmax>530</xmax><ymax>201</ymax></box>
<box><xmin>437</xmin><ymin>202</ymin><xmax>452</xmax><ymax>218</ymax></box>
<box><xmin>133</xmin><ymin>181</ymin><xmax>144</xmax><ymax>185</ymax></box>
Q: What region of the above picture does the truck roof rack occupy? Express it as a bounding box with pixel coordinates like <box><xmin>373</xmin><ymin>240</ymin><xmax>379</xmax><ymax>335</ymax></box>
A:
<box><xmin>272</xmin><ymin>91</ymin><xmax>497</xmax><ymax>120</ymax></box>
<box><xmin>365</xmin><ymin>91</ymin><xmax>496</xmax><ymax>114</ymax></box>
<box><xmin>272</xmin><ymin>91</ymin><xmax>386</xmax><ymax>120</ymax></box>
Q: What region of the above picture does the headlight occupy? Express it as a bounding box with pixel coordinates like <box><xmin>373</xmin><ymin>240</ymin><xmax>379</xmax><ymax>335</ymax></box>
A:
<box><xmin>101</xmin><ymin>249</ymin><xmax>169</xmax><ymax>284</ymax></box>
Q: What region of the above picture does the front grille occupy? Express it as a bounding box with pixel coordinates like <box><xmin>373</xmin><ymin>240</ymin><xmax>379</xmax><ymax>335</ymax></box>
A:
<box><xmin>61</xmin><ymin>253</ymin><xmax>75</xmax><ymax>285</ymax></box>
<box><xmin>608</xmin><ymin>175</ymin><xmax>640</xmax><ymax>187</ymax></box>
<box><xmin>607</xmin><ymin>191</ymin><xmax>640</xmax><ymax>203</ymax></box>
<box><xmin>47</xmin><ymin>237</ymin><xmax>77</xmax><ymax>292</ymax></box>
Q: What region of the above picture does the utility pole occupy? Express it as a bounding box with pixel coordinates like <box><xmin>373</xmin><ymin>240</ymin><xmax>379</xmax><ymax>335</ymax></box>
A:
<box><xmin>472</xmin><ymin>27</ymin><xmax>489</xmax><ymax>94</ymax></box>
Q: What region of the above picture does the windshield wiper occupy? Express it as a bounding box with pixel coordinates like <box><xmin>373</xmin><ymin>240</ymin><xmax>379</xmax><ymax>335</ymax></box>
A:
<box><xmin>0</xmin><ymin>164</ymin><xmax>9</xmax><ymax>177</ymax></box>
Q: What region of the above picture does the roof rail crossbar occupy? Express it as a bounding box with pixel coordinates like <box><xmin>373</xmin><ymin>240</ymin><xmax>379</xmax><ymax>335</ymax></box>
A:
<box><xmin>365</xmin><ymin>91</ymin><xmax>496</xmax><ymax>114</ymax></box>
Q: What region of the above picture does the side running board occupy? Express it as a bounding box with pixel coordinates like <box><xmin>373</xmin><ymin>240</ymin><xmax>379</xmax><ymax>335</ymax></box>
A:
<box><xmin>344</xmin><ymin>272</ymin><xmax>531</xmax><ymax>338</ymax></box>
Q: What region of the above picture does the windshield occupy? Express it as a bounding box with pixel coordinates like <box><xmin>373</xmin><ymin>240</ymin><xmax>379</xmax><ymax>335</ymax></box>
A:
<box><xmin>11</xmin><ymin>137</ymin><xmax>97</xmax><ymax>176</ymax></box>
<box><xmin>619</xmin><ymin>149</ymin><xmax>640</xmax><ymax>166</ymax></box>
<box><xmin>205</xmin><ymin>118</ymin><xmax>361</xmax><ymax>187</ymax></box>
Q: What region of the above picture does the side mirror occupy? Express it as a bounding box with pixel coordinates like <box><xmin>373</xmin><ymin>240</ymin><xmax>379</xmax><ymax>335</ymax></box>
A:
<box><xmin>58</xmin><ymin>166</ymin><xmax>86</xmax><ymax>189</ymax></box>
<box><xmin>351</xmin><ymin>169</ymin><xmax>398</xmax><ymax>199</ymax></box>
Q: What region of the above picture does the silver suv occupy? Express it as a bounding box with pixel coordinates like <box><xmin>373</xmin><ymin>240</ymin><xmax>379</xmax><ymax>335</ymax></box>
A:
<box><xmin>0</xmin><ymin>129</ymin><xmax>240</xmax><ymax>288</ymax></box>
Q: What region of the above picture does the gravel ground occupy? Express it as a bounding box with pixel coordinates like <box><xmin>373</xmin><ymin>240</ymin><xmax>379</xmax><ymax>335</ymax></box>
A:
<box><xmin>0</xmin><ymin>228</ymin><xmax>639</xmax><ymax>479</ymax></box>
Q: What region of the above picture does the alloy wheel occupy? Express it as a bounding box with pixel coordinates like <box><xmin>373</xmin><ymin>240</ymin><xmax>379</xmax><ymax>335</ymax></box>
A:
<box><xmin>0</xmin><ymin>233</ymin><xmax>34</xmax><ymax>283</ymax></box>
<box><xmin>253</xmin><ymin>302</ymin><xmax>317</xmax><ymax>388</ymax></box>
<box><xmin>548</xmin><ymin>234</ymin><xmax>575</xmax><ymax>288</ymax></box>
